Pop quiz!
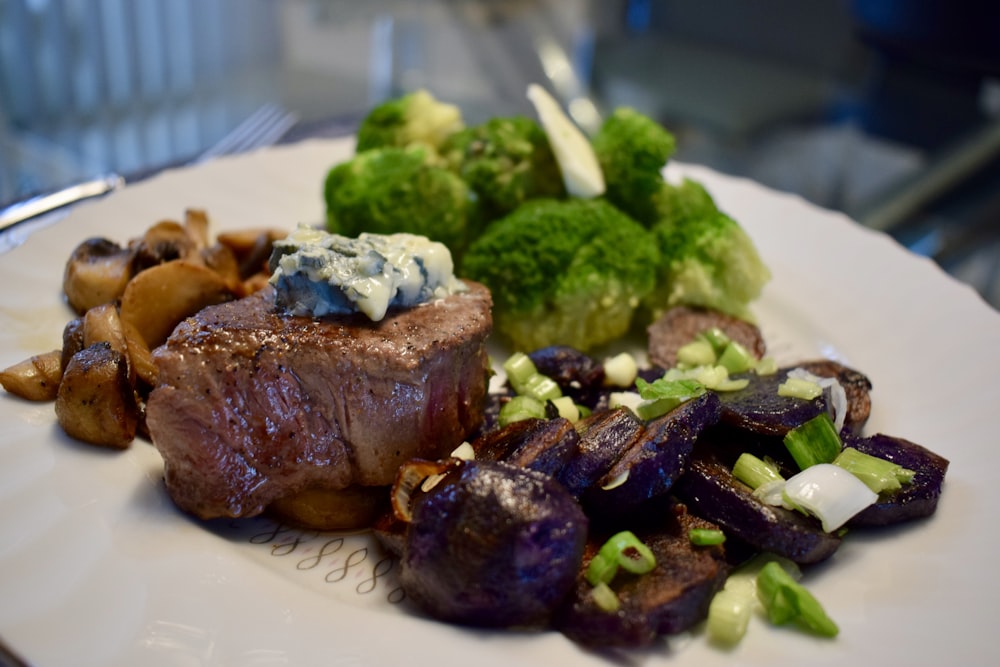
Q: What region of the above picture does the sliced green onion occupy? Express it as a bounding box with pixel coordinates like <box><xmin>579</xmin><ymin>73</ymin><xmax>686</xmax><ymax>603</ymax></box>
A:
<box><xmin>585</xmin><ymin>552</ymin><xmax>619</xmax><ymax>586</ymax></box>
<box><xmin>550</xmin><ymin>395</ymin><xmax>581</xmax><ymax>422</ymax></box>
<box><xmin>590</xmin><ymin>582</ymin><xmax>620</xmax><ymax>613</ymax></box>
<box><xmin>603</xmin><ymin>530</ymin><xmax>657</xmax><ymax>574</ymax></box>
<box><xmin>503</xmin><ymin>352</ymin><xmax>562</xmax><ymax>401</ymax></box>
<box><xmin>706</xmin><ymin>553</ymin><xmax>800</xmax><ymax>646</ymax></box>
<box><xmin>689</xmin><ymin>528</ymin><xmax>726</xmax><ymax>546</ymax></box>
<box><xmin>782</xmin><ymin>463</ymin><xmax>878</xmax><ymax>532</ymax></box>
<box><xmin>783</xmin><ymin>413</ymin><xmax>842</xmax><ymax>470</ymax></box>
<box><xmin>733</xmin><ymin>452</ymin><xmax>785</xmax><ymax>490</ymax></box>
<box><xmin>603</xmin><ymin>352</ymin><xmax>638</xmax><ymax>388</ymax></box>
<box><xmin>522</xmin><ymin>373</ymin><xmax>562</xmax><ymax>402</ymax></box>
<box><xmin>754</xmin><ymin>357</ymin><xmax>778</xmax><ymax>375</ymax></box>
<box><xmin>677</xmin><ymin>339</ymin><xmax>717</xmax><ymax>367</ymax></box>
<box><xmin>833</xmin><ymin>447</ymin><xmax>915</xmax><ymax>494</ymax></box>
<box><xmin>717</xmin><ymin>340</ymin><xmax>754</xmax><ymax>374</ymax></box>
<box><xmin>586</xmin><ymin>530</ymin><xmax>657</xmax><ymax>587</ymax></box>
<box><xmin>497</xmin><ymin>395</ymin><xmax>546</xmax><ymax>427</ymax></box>
<box><xmin>608</xmin><ymin>391</ymin><xmax>643</xmax><ymax>412</ymax></box>
<box><xmin>778</xmin><ymin>377</ymin><xmax>823</xmax><ymax>400</ymax></box>
<box><xmin>756</xmin><ymin>561</ymin><xmax>839</xmax><ymax>637</ymax></box>
<box><xmin>706</xmin><ymin>587</ymin><xmax>753</xmax><ymax>645</ymax></box>
<box><xmin>503</xmin><ymin>352</ymin><xmax>537</xmax><ymax>390</ymax></box>
<box><xmin>699</xmin><ymin>327</ymin><xmax>731</xmax><ymax>353</ymax></box>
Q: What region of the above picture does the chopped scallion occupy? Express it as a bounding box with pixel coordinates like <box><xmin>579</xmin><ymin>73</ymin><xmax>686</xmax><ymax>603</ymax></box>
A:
<box><xmin>585</xmin><ymin>530</ymin><xmax>657</xmax><ymax>587</ymax></box>
<box><xmin>503</xmin><ymin>352</ymin><xmax>562</xmax><ymax>401</ymax></box>
<box><xmin>699</xmin><ymin>327</ymin><xmax>731</xmax><ymax>353</ymax></box>
<box><xmin>732</xmin><ymin>452</ymin><xmax>785</xmax><ymax>490</ymax></box>
<box><xmin>677</xmin><ymin>339</ymin><xmax>717</xmax><ymax>367</ymax></box>
<box><xmin>756</xmin><ymin>561</ymin><xmax>839</xmax><ymax>637</ymax></box>
<box><xmin>717</xmin><ymin>340</ymin><xmax>754</xmax><ymax>374</ymax></box>
<box><xmin>550</xmin><ymin>395</ymin><xmax>581</xmax><ymax>422</ymax></box>
<box><xmin>497</xmin><ymin>395</ymin><xmax>546</xmax><ymax>427</ymax></box>
<box><xmin>706</xmin><ymin>587</ymin><xmax>753</xmax><ymax>646</ymax></box>
<box><xmin>783</xmin><ymin>413</ymin><xmax>842</xmax><ymax>470</ymax></box>
<box><xmin>603</xmin><ymin>352</ymin><xmax>638</xmax><ymax>388</ymax></box>
<box><xmin>590</xmin><ymin>581</ymin><xmax>620</xmax><ymax>613</ymax></box>
<box><xmin>689</xmin><ymin>528</ymin><xmax>726</xmax><ymax>546</ymax></box>
<box><xmin>778</xmin><ymin>377</ymin><xmax>823</xmax><ymax>400</ymax></box>
<box><xmin>503</xmin><ymin>352</ymin><xmax>537</xmax><ymax>391</ymax></box>
<box><xmin>833</xmin><ymin>447</ymin><xmax>915</xmax><ymax>494</ymax></box>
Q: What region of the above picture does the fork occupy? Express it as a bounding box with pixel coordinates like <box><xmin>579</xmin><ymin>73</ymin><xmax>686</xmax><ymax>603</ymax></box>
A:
<box><xmin>195</xmin><ymin>103</ymin><xmax>299</xmax><ymax>163</ymax></box>
<box><xmin>0</xmin><ymin>104</ymin><xmax>298</xmax><ymax>233</ymax></box>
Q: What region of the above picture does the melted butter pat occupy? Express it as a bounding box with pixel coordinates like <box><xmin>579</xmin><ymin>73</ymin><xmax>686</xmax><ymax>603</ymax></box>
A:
<box><xmin>269</xmin><ymin>225</ymin><xmax>466</xmax><ymax>321</ymax></box>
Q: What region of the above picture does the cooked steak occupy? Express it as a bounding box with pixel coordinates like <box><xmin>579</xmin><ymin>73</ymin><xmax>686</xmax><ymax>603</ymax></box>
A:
<box><xmin>146</xmin><ymin>282</ymin><xmax>492</xmax><ymax>521</ymax></box>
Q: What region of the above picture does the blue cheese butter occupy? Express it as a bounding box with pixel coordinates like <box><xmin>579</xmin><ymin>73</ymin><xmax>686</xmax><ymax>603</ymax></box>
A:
<box><xmin>268</xmin><ymin>225</ymin><xmax>467</xmax><ymax>321</ymax></box>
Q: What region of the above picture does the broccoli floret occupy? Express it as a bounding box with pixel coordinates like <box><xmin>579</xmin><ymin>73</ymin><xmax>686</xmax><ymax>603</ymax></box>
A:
<box><xmin>645</xmin><ymin>183</ymin><xmax>770</xmax><ymax>321</ymax></box>
<box><xmin>650</xmin><ymin>177</ymin><xmax>719</xmax><ymax>227</ymax></box>
<box><xmin>460</xmin><ymin>198</ymin><xmax>659</xmax><ymax>352</ymax></box>
<box><xmin>591</xmin><ymin>107</ymin><xmax>677</xmax><ymax>226</ymax></box>
<box><xmin>441</xmin><ymin>115</ymin><xmax>565</xmax><ymax>220</ymax></box>
<box><xmin>355</xmin><ymin>89</ymin><xmax>464</xmax><ymax>153</ymax></box>
<box><xmin>324</xmin><ymin>145</ymin><xmax>477</xmax><ymax>257</ymax></box>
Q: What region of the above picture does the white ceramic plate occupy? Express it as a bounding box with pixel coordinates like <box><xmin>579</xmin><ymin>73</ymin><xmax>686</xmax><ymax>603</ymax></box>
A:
<box><xmin>1</xmin><ymin>138</ymin><xmax>998</xmax><ymax>667</ymax></box>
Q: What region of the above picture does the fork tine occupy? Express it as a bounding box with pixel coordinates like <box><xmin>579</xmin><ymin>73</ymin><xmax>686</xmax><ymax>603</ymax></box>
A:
<box><xmin>197</xmin><ymin>104</ymin><xmax>297</xmax><ymax>162</ymax></box>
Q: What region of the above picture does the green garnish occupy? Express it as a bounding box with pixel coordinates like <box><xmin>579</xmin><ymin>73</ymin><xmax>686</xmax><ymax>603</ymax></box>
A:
<box><xmin>689</xmin><ymin>528</ymin><xmax>726</xmax><ymax>546</ymax></box>
<box><xmin>585</xmin><ymin>531</ymin><xmax>657</xmax><ymax>587</ymax></box>
<box><xmin>590</xmin><ymin>582</ymin><xmax>621</xmax><ymax>613</ymax></box>
<box><xmin>778</xmin><ymin>377</ymin><xmax>823</xmax><ymax>400</ymax></box>
<box><xmin>784</xmin><ymin>413</ymin><xmax>842</xmax><ymax>470</ymax></box>
<box><xmin>497</xmin><ymin>395</ymin><xmax>547</xmax><ymax>427</ymax></box>
<box><xmin>834</xmin><ymin>447</ymin><xmax>915</xmax><ymax>494</ymax></box>
<box><xmin>732</xmin><ymin>452</ymin><xmax>785</xmax><ymax>490</ymax></box>
<box><xmin>756</xmin><ymin>561</ymin><xmax>839</xmax><ymax>637</ymax></box>
<box><xmin>503</xmin><ymin>352</ymin><xmax>562</xmax><ymax>402</ymax></box>
<box><xmin>634</xmin><ymin>376</ymin><xmax>707</xmax><ymax>420</ymax></box>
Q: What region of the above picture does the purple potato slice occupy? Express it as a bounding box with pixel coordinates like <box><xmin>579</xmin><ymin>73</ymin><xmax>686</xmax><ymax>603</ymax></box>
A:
<box><xmin>400</xmin><ymin>459</ymin><xmax>588</xmax><ymax>629</ymax></box>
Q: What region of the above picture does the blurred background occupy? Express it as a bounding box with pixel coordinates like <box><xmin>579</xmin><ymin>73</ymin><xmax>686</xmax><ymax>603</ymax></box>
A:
<box><xmin>2</xmin><ymin>0</ymin><xmax>998</xmax><ymax>307</ymax></box>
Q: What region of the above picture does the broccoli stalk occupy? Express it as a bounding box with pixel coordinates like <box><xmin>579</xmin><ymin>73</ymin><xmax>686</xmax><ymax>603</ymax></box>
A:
<box><xmin>324</xmin><ymin>145</ymin><xmax>478</xmax><ymax>258</ymax></box>
<box><xmin>355</xmin><ymin>89</ymin><xmax>464</xmax><ymax>153</ymax></box>
<box><xmin>460</xmin><ymin>198</ymin><xmax>659</xmax><ymax>352</ymax></box>
<box><xmin>441</xmin><ymin>115</ymin><xmax>566</xmax><ymax>221</ymax></box>
<box><xmin>644</xmin><ymin>180</ymin><xmax>771</xmax><ymax>321</ymax></box>
<box><xmin>591</xmin><ymin>107</ymin><xmax>677</xmax><ymax>226</ymax></box>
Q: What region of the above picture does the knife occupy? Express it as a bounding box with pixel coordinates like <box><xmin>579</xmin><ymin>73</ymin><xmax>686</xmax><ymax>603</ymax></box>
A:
<box><xmin>0</xmin><ymin>173</ymin><xmax>125</xmax><ymax>232</ymax></box>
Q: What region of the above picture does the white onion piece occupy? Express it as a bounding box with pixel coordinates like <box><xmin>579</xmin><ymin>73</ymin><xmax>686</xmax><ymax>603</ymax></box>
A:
<box><xmin>526</xmin><ymin>83</ymin><xmax>606</xmax><ymax>198</ymax></box>
<box><xmin>783</xmin><ymin>463</ymin><xmax>878</xmax><ymax>532</ymax></box>
<box><xmin>752</xmin><ymin>479</ymin><xmax>788</xmax><ymax>507</ymax></box>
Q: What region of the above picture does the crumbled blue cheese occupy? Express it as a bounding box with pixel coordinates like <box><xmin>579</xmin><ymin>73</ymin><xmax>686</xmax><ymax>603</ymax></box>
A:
<box><xmin>268</xmin><ymin>225</ymin><xmax>467</xmax><ymax>321</ymax></box>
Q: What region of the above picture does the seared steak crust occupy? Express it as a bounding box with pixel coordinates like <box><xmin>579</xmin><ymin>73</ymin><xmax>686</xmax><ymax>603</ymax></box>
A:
<box><xmin>146</xmin><ymin>282</ymin><xmax>492</xmax><ymax>520</ymax></box>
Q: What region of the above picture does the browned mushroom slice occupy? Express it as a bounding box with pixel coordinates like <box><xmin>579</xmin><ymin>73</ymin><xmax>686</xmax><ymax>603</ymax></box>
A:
<box><xmin>62</xmin><ymin>238</ymin><xmax>135</xmax><ymax>314</ymax></box>
<box><xmin>55</xmin><ymin>342</ymin><xmax>139</xmax><ymax>448</ymax></box>
<box><xmin>119</xmin><ymin>260</ymin><xmax>234</xmax><ymax>349</ymax></box>
<box><xmin>647</xmin><ymin>305</ymin><xmax>766</xmax><ymax>370</ymax></box>
<box><xmin>130</xmin><ymin>220</ymin><xmax>201</xmax><ymax>271</ymax></box>
<box><xmin>0</xmin><ymin>350</ymin><xmax>63</xmax><ymax>401</ymax></box>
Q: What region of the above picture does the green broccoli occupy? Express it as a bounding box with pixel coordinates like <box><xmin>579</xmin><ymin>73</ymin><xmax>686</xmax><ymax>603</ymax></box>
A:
<box><xmin>355</xmin><ymin>89</ymin><xmax>464</xmax><ymax>153</ymax></box>
<box><xmin>460</xmin><ymin>198</ymin><xmax>660</xmax><ymax>352</ymax></box>
<box><xmin>644</xmin><ymin>181</ymin><xmax>770</xmax><ymax>321</ymax></box>
<box><xmin>650</xmin><ymin>176</ymin><xmax>719</xmax><ymax>227</ymax></box>
<box><xmin>591</xmin><ymin>107</ymin><xmax>677</xmax><ymax>226</ymax></box>
<box><xmin>441</xmin><ymin>115</ymin><xmax>565</xmax><ymax>220</ymax></box>
<box><xmin>324</xmin><ymin>145</ymin><xmax>477</xmax><ymax>257</ymax></box>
